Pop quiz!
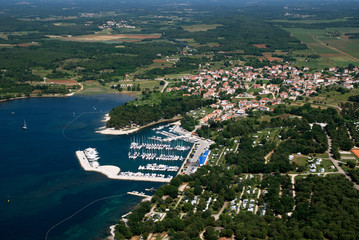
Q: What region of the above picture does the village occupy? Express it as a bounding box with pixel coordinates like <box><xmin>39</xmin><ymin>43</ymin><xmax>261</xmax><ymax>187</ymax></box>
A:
<box><xmin>98</xmin><ymin>20</ymin><xmax>136</xmax><ymax>30</ymax></box>
<box><xmin>166</xmin><ymin>64</ymin><xmax>359</xmax><ymax>125</ymax></box>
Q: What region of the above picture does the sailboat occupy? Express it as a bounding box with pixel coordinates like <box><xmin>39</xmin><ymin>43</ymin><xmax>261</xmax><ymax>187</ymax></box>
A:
<box><xmin>22</xmin><ymin>120</ymin><xmax>27</xmax><ymax>130</ymax></box>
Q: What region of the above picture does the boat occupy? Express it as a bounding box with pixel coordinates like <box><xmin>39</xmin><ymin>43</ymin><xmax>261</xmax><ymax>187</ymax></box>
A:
<box><xmin>145</xmin><ymin>187</ymin><xmax>155</xmax><ymax>192</ymax></box>
<box><xmin>22</xmin><ymin>120</ymin><xmax>27</xmax><ymax>130</ymax></box>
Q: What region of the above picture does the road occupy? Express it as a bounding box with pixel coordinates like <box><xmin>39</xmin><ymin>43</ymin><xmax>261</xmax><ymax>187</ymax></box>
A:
<box><xmin>67</xmin><ymin>83</ymin><xmax>83</xmax><ymax>96</ymax></box>
<box><xmin>161</xmin><ymin>80</ymin><xmax>169</xmax><ymax>93</ymax></box>
<box><xmin>172</xmin><ymin>124</ymin><xmax>212</xmax><ymax>174</ymax></box>
<box><xmin>264</xmin><ymin>149</ymin><xmax>274</xmax><ymax>164</ymax></box>
<box><xmin>326</xmin><ymin>134</ymin><xmax>359</xmax><ymax>190</ymax></box>
<box><xmin>155</xmin><ymin>78</ymin><xmax>169</xmax><ymax>93</ymax></box>
<box><xmin>213</xmin><ymin>202</ymin><xmax>229</xmax><ymax>221</ymax></box>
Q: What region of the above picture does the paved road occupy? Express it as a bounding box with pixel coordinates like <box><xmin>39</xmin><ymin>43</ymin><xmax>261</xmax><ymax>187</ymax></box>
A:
<box><xmin>172</xmin><ymin>125</ymin><xmax>212</xmax><ymax>174</ymax></box>
<box><xmin>326</xmin><ymin>134</ymin><xmax>359</xmax><ymax>190</ymax></box>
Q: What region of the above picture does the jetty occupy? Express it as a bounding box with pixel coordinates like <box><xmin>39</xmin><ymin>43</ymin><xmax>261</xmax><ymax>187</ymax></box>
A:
<box><xmin>127</xmin><ymin>191</ymin><xmax>152</xmax><ymax>198</ymax></box>
<box><xmin>76</xmin><ymin>151</ymin><xmax>172</xmax><ymax>182</ymax></box>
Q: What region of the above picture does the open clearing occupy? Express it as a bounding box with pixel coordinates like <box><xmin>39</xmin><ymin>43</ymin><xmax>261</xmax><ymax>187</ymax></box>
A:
<box><xmin>252</xmin><ymin>44</ymin><xmax>267</xmax><ymax>48</ymax></box>
<box><xmin>47</xmin><ymin>34</ymin><xmax>162</xmax><ymax>42</ymax></box>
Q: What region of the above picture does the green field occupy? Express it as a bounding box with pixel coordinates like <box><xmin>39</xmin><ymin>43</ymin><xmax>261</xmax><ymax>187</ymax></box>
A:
<box><xmin>77</xmin><ymin>83</ymin><xmax>117</xmax><ymax>95</ymax></box>
<box><xmin>306</xmin><ymin>88</ymin><xmax>359</xmax><ymax>107</ymax></box>
<box><xmin>117</xmin><ymin>80</ymin><xmax>161</xmax><ymax>90</ymax></box>
<box><xmin>284</xmin><ymin>27</ymin><xmax>359</xmax><ymax>68</ymax></box>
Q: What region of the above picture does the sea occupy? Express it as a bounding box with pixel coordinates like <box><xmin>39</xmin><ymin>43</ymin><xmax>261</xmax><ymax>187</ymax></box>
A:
<box><xmin>0</xmin><ymin>94</ymin><xmax>191</xmax><ymax>240</ymax></box>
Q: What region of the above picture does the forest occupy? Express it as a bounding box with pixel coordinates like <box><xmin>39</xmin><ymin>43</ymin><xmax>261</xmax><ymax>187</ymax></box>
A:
<box><xmin>107</xmin><ymin>92</ymin><xmax>215</xmax><ymax>129</ymax></box>
<box><xmin>115</xmin><ymin>168</ymin><xmax>359</xmax><ymax>240</ymax></box>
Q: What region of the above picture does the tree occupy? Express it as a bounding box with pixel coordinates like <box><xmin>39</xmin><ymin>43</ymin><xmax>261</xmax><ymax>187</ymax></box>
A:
<box><xmin>347</xmin><ymin>160</ymin><xmax>356</xmax><ymax>168</ymax></box>
<box><xmin>204</xmin><ymin>226</ymin><xmax>218</xmax><ymax>240</ymax></box>
<box><xmin>194</xmin><ymin>185</ymin><xmax>203</xmax><ymax>195</ymax></box>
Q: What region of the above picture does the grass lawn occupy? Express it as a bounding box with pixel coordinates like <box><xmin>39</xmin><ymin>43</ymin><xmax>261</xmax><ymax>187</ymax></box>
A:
<box><xmin>248</xmin><ymin>88</ymin><xmax>263</xmax><ymax>94</ymax></box>
<box><xmin>319</xmin><ymin>159</ymin><xmax>336</xmax><ymax>172</ymax></box>
<box><xmin>188</xmin><ymin>107</ymin><xmax>214</xmax><ymax>120</ymax></box>
<box><xmin>254</xmin><ymin>128</ymin><xmax>281</xmax><ymax>145</ymax></box>
<box><xmin>292</xmin><ymin>156</ymin><xmax>308</xmax><ymax>167</ymax></box>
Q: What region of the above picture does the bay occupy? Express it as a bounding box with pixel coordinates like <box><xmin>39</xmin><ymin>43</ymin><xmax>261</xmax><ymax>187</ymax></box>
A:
<box><xmin>0</xmin><ymin>94</ymin><xmax>166</xmax><ymax>240</ymax></box>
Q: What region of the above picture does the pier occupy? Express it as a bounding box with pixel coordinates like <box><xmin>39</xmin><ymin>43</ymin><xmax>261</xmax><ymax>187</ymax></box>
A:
<box><xmin>127</xmin><ymin>191</ymin><xmax>152</xmax><ymax>198</ymax></box>
<box><xmin>76</xmin><ymin>151</ymin><xmax>172</xmax><ymax>182</ymax></box>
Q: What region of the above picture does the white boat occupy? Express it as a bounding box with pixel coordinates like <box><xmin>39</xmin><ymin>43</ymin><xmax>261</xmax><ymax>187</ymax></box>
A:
<box><xmin>22</xmin><ymin>120</ymin><xmax>27</xmax><ymax>130</ymax></box>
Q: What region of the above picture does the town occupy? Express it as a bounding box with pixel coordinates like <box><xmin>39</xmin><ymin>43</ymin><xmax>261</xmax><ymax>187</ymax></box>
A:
<box><xmin>166</xmin><ymin>64</ymin><xmax>359</xmax><ymax>124</ymax></box>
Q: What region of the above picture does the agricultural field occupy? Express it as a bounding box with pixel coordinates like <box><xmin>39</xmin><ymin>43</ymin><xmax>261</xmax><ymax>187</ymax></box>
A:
<box><xmin>148</xmin><ymin>59</ymin><xmax>174</xmax><ymax>69</ymax></box>
<box><xmin>284</xmin><ymin>27</ymin><xmax>359</xmax><ymax>68</ymax></box>
<box><xmin>270</xmin><ymin>18</ymin><xmax>349</xmax><ymax>24</ymax></box>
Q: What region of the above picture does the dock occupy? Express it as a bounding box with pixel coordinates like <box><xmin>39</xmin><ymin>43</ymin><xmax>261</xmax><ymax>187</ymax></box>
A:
<box><xmin>127</xmin><ymin>191</ymin><xmax>152</xmax><ymax>198</ymax></box>
<box><xmin>76</xmin><ymin>151</ymin><xmax>172</xmax><ymax>182</ymax></box>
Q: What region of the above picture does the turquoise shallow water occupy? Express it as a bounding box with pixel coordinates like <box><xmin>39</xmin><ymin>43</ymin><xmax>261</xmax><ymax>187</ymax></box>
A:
<box><xmin>0</xmin><ymin>94</ymin><xmax>186</xmax><ymax>240</ymax></box>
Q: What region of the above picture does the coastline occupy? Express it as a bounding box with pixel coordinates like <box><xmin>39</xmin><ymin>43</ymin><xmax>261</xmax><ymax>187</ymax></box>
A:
<box><xmin>108</xmin><ymin>225</ymin><xmax>116</xmax><ymax>240</ymax></box>
<box><xmin>0</xmin><ymin>83</ymin><xmax>83</xmax><ymax>103</ymax></box>
<box><xmin>96</xmin><ymin>115</ymin><xmax>183</xmax><ymax>136</ymax></box>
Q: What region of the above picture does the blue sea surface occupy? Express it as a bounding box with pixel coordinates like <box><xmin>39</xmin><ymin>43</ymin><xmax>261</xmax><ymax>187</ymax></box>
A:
<box><xmin>0</xmin><ymin>94</ymin><xmax>179</xmax><ymax>240</ymax></box>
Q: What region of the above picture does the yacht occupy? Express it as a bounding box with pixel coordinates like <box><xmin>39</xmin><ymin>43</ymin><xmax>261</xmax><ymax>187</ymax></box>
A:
<box><xmin>22</xmin><ymin>120</ymin><xmax>27</xmax><ymax>130</ymax></box>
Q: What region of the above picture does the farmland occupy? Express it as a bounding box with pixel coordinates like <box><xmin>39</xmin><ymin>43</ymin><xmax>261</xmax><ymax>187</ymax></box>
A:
<box><xmin>283</xmin><ymin>27</ymin><xmax>359</xmax><ymax>68</ymax></box>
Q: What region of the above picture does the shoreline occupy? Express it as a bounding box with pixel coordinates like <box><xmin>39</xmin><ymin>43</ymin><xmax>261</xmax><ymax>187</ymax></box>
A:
<box><xmin>108</xmin><ymin>225</ymin><xmax>116</xmax><ymax>240</ymax></box>
<box><xmin>0</xmin><ymin>83</ymin><xmax>84</xmax><ymax>103</ymax></box>
<box><xmin>96</xmin><ymin>115</ymin><xmax>183</xmax><ymax>136</ymax></box>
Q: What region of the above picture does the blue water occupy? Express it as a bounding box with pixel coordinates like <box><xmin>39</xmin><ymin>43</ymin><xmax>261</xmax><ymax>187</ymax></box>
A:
<box><xmin>0</xmin><ymin>94</ymin><xmax>188</xmax><ymax>240</ymax></box>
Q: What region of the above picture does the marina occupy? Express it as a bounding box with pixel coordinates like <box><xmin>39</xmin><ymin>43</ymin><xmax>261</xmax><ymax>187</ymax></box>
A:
<box><xmin>138</xmin><ymin>163</ymin><xmax>179</xmax><ymax>172</ymax></box>
<box><xmin>76</xmin><ymin>150</ymin><xmax>173</xmax><ymax>182</ymax></box>
<box><xmin>127</xmin><ymin>132</ymin><xmax>190</xmax><ymax>163</ymax></box>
